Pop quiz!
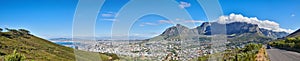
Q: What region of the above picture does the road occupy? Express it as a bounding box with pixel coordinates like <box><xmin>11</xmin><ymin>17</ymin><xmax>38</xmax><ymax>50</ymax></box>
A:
<box><xmin>267</xmin><ymin>47</ymin><xmax>300</xmax><ymax>61</ymax></box>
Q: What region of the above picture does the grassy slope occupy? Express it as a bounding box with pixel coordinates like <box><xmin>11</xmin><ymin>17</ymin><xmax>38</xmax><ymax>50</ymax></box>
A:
<box><xmin>228</xmin><ymin>33</ymin><xmax>272</xmax><ymax>43</ymax></box>
<box><xmin>0</xmin><ymin>31</ymin><xmax>118</xmax><ymax>61</ymax></box>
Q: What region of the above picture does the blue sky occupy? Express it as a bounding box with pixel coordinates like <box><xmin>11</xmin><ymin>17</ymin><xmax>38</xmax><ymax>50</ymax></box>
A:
<box><xmin>0</xmin><ymin>0</ymin><xmax>299</xmax><ymax>39</ymax></box>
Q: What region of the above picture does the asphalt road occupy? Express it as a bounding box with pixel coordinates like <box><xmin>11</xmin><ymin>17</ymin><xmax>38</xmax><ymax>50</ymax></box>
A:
<box><xmin>267</xmin><ymin>48</ymin><xmax>300</xmax><ymax>61</ymax></box>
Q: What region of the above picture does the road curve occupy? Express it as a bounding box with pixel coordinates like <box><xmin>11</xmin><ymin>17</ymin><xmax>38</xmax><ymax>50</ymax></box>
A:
<box><xmin>267</xmin><ymin>48</ymin><xmax>300</xmax><ymax>61</ymax></box>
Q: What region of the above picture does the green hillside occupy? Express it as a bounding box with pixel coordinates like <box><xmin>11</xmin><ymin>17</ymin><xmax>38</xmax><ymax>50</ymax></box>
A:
<box><xmin>0</xmin><ymin>28</ymin><xmax>119</xmax><ymax>61</ymax></box>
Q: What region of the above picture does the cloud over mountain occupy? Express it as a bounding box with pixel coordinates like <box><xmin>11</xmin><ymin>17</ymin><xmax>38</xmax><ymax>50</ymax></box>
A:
<box><xmin>178</xmin><ymin>1</ymin><xmax>191</xmax><ymax>9</ymax></box>
<box><xmin>217</xmin><ymin>13</ymin><xmax>294</xmax><ymax>33</ymax></box>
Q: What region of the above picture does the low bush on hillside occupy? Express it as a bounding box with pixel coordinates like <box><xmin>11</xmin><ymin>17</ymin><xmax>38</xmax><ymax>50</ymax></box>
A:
<box><xmin>4</xmin><ymin>50</ymin><xmax>26</xmax><ymax>61</ymax></box>
<box><xmin>198</xmin><ymin>43</ymin><xmax>264</xmax><ymax>61</ymax></box>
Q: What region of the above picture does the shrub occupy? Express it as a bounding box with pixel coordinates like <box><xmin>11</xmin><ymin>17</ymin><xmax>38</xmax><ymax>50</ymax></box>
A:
<box><xmin>243</xmin><ymin>43</ymin><xmax>261</xmax><ymax>52</ymax></box>
<box><xmin>286</xmin><ymin>37</ymin><xmax>296</xmax><ymax>43</ymax></box>
<box><xmin>4</xmin><ymin>50</ymin><xmax>26</xmax><ymax>61</ymax></box>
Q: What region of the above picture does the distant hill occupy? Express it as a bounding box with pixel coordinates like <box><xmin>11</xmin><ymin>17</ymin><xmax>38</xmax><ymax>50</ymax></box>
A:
<box><xmin>150</xmin><ymin>22</ymin><xmax>289</xmax><ymax>42</ymax></box>
<box><xmin>49</xmin><ymin>38</ymin><xmax>73</xmax><ymax>41</ymax></box>
<box><xmin>0</xmin><ymin>28</ymin><xmax>119</xmax><ymax>61</ymax></box>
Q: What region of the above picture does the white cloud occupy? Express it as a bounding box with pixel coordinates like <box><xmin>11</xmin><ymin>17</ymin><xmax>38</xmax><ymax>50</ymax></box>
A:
<box><xmin>291</xmin><ymin>14</ymin><xmax>295</xmax><ymax>17</ymax></box>
<box><xmin>102</xmin><ymin>19</ymin><xmax>117</xmax><ymax>22</ymax></box>
<box><xmin>178</xmin><ymin>1</ymin><xmax>191</xmax><ymax>9</ymax></box>
<box><xmin>139</xmin><ymin>24</ymin><xmax>145</xmax><ymax>27</ymax></box>
<box><xmin>139</xmin><ymin>20</ymin><xmax>172</xmax><ymax>27</ymax></box>
<box><xmin>100</xmin><ymin>11</ymin><xmax>117</xmax><ymax>22</ymax></box>
<box><xmin>101</xmin><ymin>13</ymin><xmax>114</xmax><ymax>17</ymax></box>
<box><xmin>140</xmin><ymin>19</ymin><xmax>200</xmax><ymax>27</ymax></box>
<box><xmin>101</xmin><ymin>12</ymin><xmax>115</xmax><ymax>17</ymax></box>
<box><xmin>217</xmin><ymin>13</ymin><xmax>294</xmax><ymax>33</ymax></box>
<box><xmin>139</xmin><ymin>22</ymin><xmax>158</xmax><ymax>26</ymax></box>
<box><xmin>158</xmin><ymin>20</ymin><xmax>173</xmax><ymax>24</ymax></box>
<box><xmin>184</xmin><ymin>20</ymin><xmax>205</xmax><ymax>23</ymax></box>
<box><xmin>144</xmin><ymin>22</ymin><xmax>157</xmax><ymax>25</ymax></box>
<box><xmin>159</xmin><ymin>19</ymin><xmax>204</xmax><ymax>24</ymax></box>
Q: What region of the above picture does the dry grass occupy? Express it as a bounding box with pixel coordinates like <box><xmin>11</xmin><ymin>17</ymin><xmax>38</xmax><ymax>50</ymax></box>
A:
<box><xmin>255</xmin><ymin>47</ymin><xmax>269</xmax><ymax>61</ymax></box>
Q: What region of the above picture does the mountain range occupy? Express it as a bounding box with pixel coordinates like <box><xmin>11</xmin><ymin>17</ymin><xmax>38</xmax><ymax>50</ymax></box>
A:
<box><xmin>150</xmin><ymin>22</ymin><xmax>290</xmax><ymax>42</ymax></box>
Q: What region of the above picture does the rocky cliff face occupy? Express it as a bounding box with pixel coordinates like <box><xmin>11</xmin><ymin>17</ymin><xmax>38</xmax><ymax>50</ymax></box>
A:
<box><xmin>225</xmin><ymin>22</ymin><xmax>261</xmax><ymax>35</ymax></box>
<box><xmin>193</xmin><ymin>22</ymin><xmax>211</xmax><ymax>35</ymax></box>
<box><xmin>260</xmin><ymin>28</ymin><xmax>289</xmax><ymax>38</ymax></box>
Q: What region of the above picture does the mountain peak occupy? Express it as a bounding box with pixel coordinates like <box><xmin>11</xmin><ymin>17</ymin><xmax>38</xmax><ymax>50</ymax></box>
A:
<box><xmin>175</xmin><ymin>24</ymin><xmax>188</xmax><ymax>28</ymax></box>
<box><xmin>159</xmin><ymin>24</ymin><xmax>196</xmax><ymax>40</ymax></box>
<box><xmin>176</xmin><ymin>24</ymin><xmax>181</xmax><ymax>26</ymax></box>
<box><xmin>199</xmin><ymin>22</ymin><xmax>210</xmax><ymax>27</ymax></box>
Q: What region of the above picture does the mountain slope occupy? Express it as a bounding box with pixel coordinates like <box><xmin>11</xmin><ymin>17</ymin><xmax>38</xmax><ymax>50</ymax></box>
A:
<box><xmin>0</xmin><ymin>29</ymin><xmax>74</xmax><ymax>61</ymax></box>
<box><xmin>260</xmin><ymin>28</ymin><xmax>289</xmax><ymax>39</ymax></box>
<box><xmin>0</xmin><ymin>28</ymin><xmax>119</xmax><ymax>61</ymax></box>
<box><xmin>286</xmin><ymin>29</ymin><xmax>300</xmax><ymax>37</ymax></box>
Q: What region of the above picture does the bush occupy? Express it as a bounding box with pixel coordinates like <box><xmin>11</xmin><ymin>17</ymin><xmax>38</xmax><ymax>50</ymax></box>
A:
<box><xmin>286</xmin><ymin>38</ymin><xmax>296</xmax><ymax>43</ymax></box>
<box><xmin>243</xmin><ymin>43</ymin><xmax>261</xmax><ymax>52</ymax></box>
<box><xmin>4</xmin><ymin>50</ymin><xmax>26</xmax><ymax>61</ymax></box>
<box><xmin>295</xmin><ymin>43</ymin><xmax>300</xmax><ymax>49</ymax></box>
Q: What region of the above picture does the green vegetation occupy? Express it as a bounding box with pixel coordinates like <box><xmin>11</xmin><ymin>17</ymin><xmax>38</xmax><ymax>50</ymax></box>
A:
<box><xmin>269</xmin><ymin>37</ymin><xmax>300</xmax><ymax>52</ymax></box>
<box><xmin>228</xmin><ymin>33</ymin><xmax>272</xmax><ymax>44</ymax></box>
<box><xmin>198</xmin><ymin>43</ymin><xmax>267</xmax><ymax>61</ymax></box>
<box><xmin>0</xmin><ymin>28</ymin><xmax>119</xmax><ymax>61</ymax></box>
<box><xmin>4</xmin><ymin>49</ymin><xmax>26</xmax><ymax>61</ymax></box>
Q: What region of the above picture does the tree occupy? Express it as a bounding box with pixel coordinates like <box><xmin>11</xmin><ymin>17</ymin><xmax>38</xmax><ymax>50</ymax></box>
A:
<box><xmin>5</xmin><ymin>28</ymin><xmax>21</xmax><ymax>37</ymax></box>
<box><xmin>5</xmin><ymin>28</ymin><xmax>10</xmax><ymax>31</ymax></box>
<box><xmin>5</xmin><ymin>28</ymin><xmax>18</xmax><ymax>33</ymax></box>
<box><xmin>18</xmin><ymin>29</ymin><xmax>30</xmax><ymax>35</ymax></box>
<box><xmin>0</xmin><ymin>28</ymin><xmax>3</xmax><ymax>32</ymax></box>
